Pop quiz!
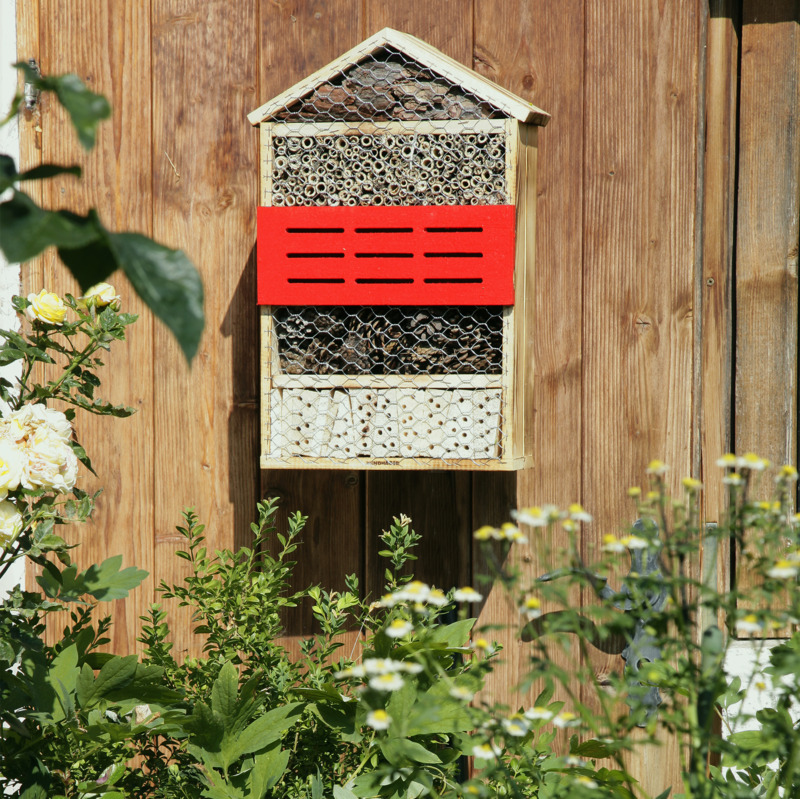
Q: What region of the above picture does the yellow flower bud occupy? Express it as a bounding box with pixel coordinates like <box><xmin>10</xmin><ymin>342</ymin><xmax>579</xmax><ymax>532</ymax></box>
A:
<box><xmin>83</xmin><ymin>282</ymin><xmax>121</xmax><ymax>310</ymax></box>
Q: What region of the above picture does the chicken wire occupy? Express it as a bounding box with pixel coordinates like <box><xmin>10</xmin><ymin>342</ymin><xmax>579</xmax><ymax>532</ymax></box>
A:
<box><xmin>261</xmin><ymin>45</ymin><xmax>516</xmax><ymax>467</ymax></box>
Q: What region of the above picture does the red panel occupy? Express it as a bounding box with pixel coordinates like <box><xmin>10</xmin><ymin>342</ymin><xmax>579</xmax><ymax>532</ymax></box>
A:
<box><xmin>257</xmin><ymin>205</ymin><xmax>516</xmax><ymax>305</ymax></box>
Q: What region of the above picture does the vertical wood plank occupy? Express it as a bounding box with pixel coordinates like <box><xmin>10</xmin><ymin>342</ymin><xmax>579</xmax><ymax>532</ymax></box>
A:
<box><xmin>583</xmin><ymin>2</ymin><xmax>702</xmax><ymax>793</ymax></box>
<box><xmin>15</xmin><ymin>1</ymin><xmax>45</xmax><ymax>293</ymax></box>
<box><xmin>151</xmin><ymin>0</ymin><xmax>259</xmax><ymax>660</ymax></box>
<box><xmin>258</xmin><ymin>0</ymin><xmax>365</xmax><ymax>646</ymax></box>
<box><xmin>700</xmin><ymin>1</ymin><xmax>739</xmax><ymax>626</ymax></box>
<box><xmin>735</xmin><ymin>1</ymin><xmax>800</xmax><ymax>610</ymax></box>
<box><xmin>363</xmin><ymin>0</ymin><xmax>471</xmax><ymax>59</ymax></box>
<box><xmin>365</xmin><ymin>472</ymin><xmax>472</xmax><ymax>596</ymax></box>
<box><xmin>472</xmin><ymin>0</ymin><xmax>584</xmax><ymax>708</ymax></box>
<box><xmin>262</xmin><ymin>468</ymin><xmax>363</xmax><ymax>639</ymax></box>
<box><xmin>260</xmin><ymin>0</ymin><xmax>363</xmax><ymax>101</ymax></box>
<box><xmin>736</xmin><ymin>3</ymin><xmax>800</xmax><ymax>468</ymax></box>
<box><xmin>361</xmin><ymin>1</ymin><xmax>474</xmax><ymax>603</ymax></box>
<box><xmin>23</xmin><ymin>0</ymin><xmax>154</xmax><ymax>654</ymax></box>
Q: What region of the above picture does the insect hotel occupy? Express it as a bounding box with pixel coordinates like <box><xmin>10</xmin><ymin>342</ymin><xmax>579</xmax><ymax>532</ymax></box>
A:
<box><xmin>249</xmin><ymin>28</ymin><xmax>549</xmax><ymax>470</ymax></box>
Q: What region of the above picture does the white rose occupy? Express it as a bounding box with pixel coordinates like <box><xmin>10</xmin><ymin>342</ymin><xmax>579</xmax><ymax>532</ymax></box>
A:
<box><xmin>0</xmin><ymin>439</ymin><xmax>23</xmax><ymax>499</ymax></box>
<box><xmin>0</xmin><ymin>405</ymin><xmax>73</xmax><ymax>445</ymax></box>
<box><xmin>25</xmin><ymin>290</ymin><xmax>67</xmax><ymax>325</ymax></box>
<box><xmin>83</xmin><ymin>282</ymin><xmax>121</xmax><ymax>310</ymax></box>
<box><xmin>0</xmin><ymin>500</ymin><xmax>23</xmax><ymax>544</ymax></box>
<box><xmin>23</xmin><ymin>428</ymin><xmax>77</xmax><ymax>493</ymax></box>
<box><xmin>25</xmin><ymin>404</ymin><xmax>72</xmax><ymax>443</ymax></box>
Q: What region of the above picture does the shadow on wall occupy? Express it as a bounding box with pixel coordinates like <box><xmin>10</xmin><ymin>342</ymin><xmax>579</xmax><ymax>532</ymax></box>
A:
<box><xmin>222</xmin><ymin>242</ymin><xmax>261</xmax><ymax>551</ymax></box>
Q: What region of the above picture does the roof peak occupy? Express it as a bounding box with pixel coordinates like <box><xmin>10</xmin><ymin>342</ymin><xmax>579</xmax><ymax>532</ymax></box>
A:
<box><xmin>248</xmin><ymin>27</ymin><xmax>549</xmax><ymax>126</ymax></box>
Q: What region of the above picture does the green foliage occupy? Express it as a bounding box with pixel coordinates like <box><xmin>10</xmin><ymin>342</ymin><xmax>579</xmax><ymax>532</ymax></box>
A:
<box><xmin>466</xmin><ymin>459</ymin><xmax>800</xmax><ymax>799</ymax></box>
<box><xmin>0</xmin><ymin>64</ymin><xmax>204</xmax><ymax>363</ymax></box>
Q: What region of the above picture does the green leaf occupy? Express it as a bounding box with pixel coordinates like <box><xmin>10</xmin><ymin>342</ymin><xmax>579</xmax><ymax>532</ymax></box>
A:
<box><xmin>76</xmin><ymin>662</ymin><xmax>95</xmax><ymax>706</ymax></box>
<box><xmin>81</xmin><ymin>655</ymin><xmax>138</xmax><ymax>706</ymax></box>
<box><xmin>211</xmin><ymin>662</ymin><xmax>239</xmax><ymax>726</ymax></box>
<box><xmin>248</xmin><ymin>746</ymin><xmax>290</xmax><ymax>795</ymax></box>
<box><xmin>35</xmin><ymin>555</ymin><xmax>147</xmax><ymax>603</ymax></box>
<box><xmin>572</xmin><ymin>738</ymin><xmax>618</xmax><ymax>758</ymax></box>
<box><xmin>107</xmin><ymin>232</ymin><xmax>204</xmax><ymax>363</ymax></box>
<box><xmin>426</xmin><ymin>618</ymin><xmax>475</xmax><ymax>648</ymax></box>
<box><xmin>19</xmin><ymin>786</ymin><xmax>48</xmax><ymax>799</ymax></box>
<box><xmin>80</xmin><ymin>556</ymin><xmax>148</xmax><ymax>601</ymax></box>
<box><xmin>224</xmin><ymin>702</ymin><xmax>303</xmax><ymax>765</ymax></box>
<box><xmin>0</xmin><ymin>192</ymin><xmax>203</xmax><ymax>363</ymax></box>
<box><xmin>333</xmin><ymin>786</ymin><xmax>359</xmax><ymax>799</ymax></box>
<box><xmin>380</xmin><ymin>737</ymin><xmax>441</xmax><ymax>766</ymax></box>
<box><xmin>44</xmin><ymin>644</ymin><xmax>79</xmax><ymax>722</ymax></box>
<box><xmin>0</xmin><ymin>155</ymin><xmax>82</xmax><ymax>193</ymax></box>
<box><xmin>15</xmin><ymin>62</ymin><xmax>110</xmax><ymax>149</ymax></box>
<box><xmin>0</xmin><ymin>191</ymin><xmax>101</xmax><ymax>262</ymax></box>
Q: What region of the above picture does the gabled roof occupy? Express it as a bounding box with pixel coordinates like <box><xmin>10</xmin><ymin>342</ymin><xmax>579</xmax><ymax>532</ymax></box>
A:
<box><xmin>247</xmin><ymin>27</ymin><xmax>549</xmax><ymax>127</ymax></box>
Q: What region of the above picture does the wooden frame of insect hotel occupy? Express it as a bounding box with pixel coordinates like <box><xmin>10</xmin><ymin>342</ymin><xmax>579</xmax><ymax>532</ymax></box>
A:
<box><xmin>249</xmin><ymin>28</ymin><xmax>549</xmax><ymax>470</ymax></box>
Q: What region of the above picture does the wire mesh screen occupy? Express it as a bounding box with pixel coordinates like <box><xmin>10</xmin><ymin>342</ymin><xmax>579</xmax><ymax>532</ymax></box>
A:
<box><xmin>273</xmin><ymin>306</ymin><xmax>503</xmax><ymax>376</ymax></box>
<box><xmin>260</xmin><ymin>44</ymin><xmax>518</xmax><ymax>468</ymax></box>
<box><xmin>275</xmin><ymin>46</ymin><xmax>503</xmax><ymax>123</ymax></box>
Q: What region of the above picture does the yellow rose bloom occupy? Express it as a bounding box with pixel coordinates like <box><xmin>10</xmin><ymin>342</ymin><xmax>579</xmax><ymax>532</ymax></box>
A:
<box><xmin>26</xmin><ymin>290</ymin><xmax>67</xmax><ymax>325</ymax></box>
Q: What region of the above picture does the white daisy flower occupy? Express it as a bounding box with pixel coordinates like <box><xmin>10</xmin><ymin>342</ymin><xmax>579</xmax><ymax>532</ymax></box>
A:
<box><xmin>738</xmin><ymin>453</ymin><xmax>770</xmax><ymax>471</ymax></box>
<box><xmin>501</xmin><ymin>716</ymin><xmax>529</xmax><ymax>737</ymax></box>
<box><xmin>393</xmin><ymin>580</ymin><xmax>431</xmax><ymax>603</ymax></box>
<box><xmin>523</xmin><ymin>706</ymin><xmax>554</xmax><ymax>721</ymax></box>
<box><xmin>334</xmin><ymin>665</ymin><xmax>366</xmax><ymax>679</ymax></box>
<box><xmin>575</xmin><ymin>776</ymin><xmax>598</xmax><ymax>789</ymax></box>
<box><xmin>723</xmin><ymin>472</ymin><xmax>745</xmax><ymax>486</ymax></box>
<box><xmin>427</xmin><ymin>588</ymin><xmax>448</xmax><ymax>607</ymax></box>
<box><xmin>453</xmin><ymin>586</ymin><xmax>483</xmax><ymax>603</ymax></box>
<box><xmin>512</xmin><ymin>506</ymin><xmax>549</xmax><ymax>527</ymax></box>
<box><xmin>734</xmin><ymin>614</ymin><xmax>763</xmax><ymax>634</ymax></box>
<box><xmin>472</xmin><ymin>743</ymin><xmax>501</xmax><ymax>760</ymax></box>
<box><xmin>646</xmin><ymin>460</ymin><xmax>669</xmax><ymax>476</ymax></box>
<box><xmin>384</xmin><ymin>619</ymin><xmax>414</xmax><ymax>638</ymax></box>
<box><xmin>621</xmin><ymin>535</ymin><xmax>649</xmax><ymax>550</ymax></box>
<box><xmin>471</xmin><ymin>638</ymin><xmax>496</xmax><ymax>655</ymax></box>
<box><xmin>369</xmin><ymin>673</ymin><xmax>405</xmax><ymax>692</ymax></box>
<box><xmin>767</xmin><ymin>559</ymin><xmax>800</xmax><ymax>579</ymax></box>
<box><xmin>366</xmin><ymin>709</ymin><xmax>392</xmax><ymax>730</ymax></box>
<box><xmin>568</xmin><ymin>503</ymin><xmax>593</xmax><ymax>523</ymax></box>
<box><xmin>553</xmin><ymin>711</ymin><xmax>581</xmax><ymax>729</ymax></box>
<box><xmin>519</xmin><ymin>596</ymin><xmax>542</xmax><ymax>621</ymax></box>
<box><xmin>449</xmin><ymin>685</ymin><xmax>475</xmax><ymax>701</ymax></box>
<box><xmin>601</xmin><ymin>534</ymin><xmax>626</xmax><ymax>554</ymax></box>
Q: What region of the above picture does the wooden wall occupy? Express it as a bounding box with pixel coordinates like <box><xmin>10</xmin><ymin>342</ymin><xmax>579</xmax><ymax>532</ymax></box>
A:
<box><xmin>14</xmin><ymin>1</ymin><xmax>800</xmax><ymax>794</ymax></box>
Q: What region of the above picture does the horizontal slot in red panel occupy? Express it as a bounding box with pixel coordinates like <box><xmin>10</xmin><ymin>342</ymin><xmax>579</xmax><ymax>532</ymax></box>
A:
<box><xmin>257</xmin><ymin>205</ymin><xmax>515</xmax><ymax>305</ymax></box>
